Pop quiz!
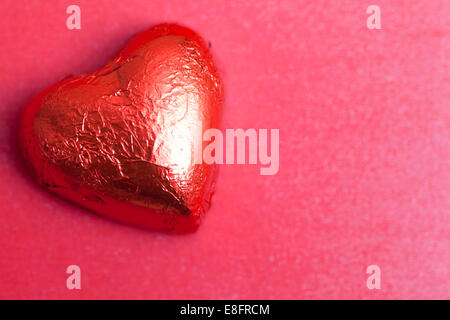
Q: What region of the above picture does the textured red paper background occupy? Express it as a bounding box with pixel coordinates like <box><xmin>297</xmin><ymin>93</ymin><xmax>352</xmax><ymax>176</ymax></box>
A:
<box><xmin>0</xmin><ymin>0</ymin><xmax>449</xmax><ymax>299</ymax></box>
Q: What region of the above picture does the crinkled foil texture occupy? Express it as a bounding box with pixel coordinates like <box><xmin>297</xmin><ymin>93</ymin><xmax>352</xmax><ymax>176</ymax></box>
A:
<box><xmin>20</xmin><ymin>25</ymin><xmax>223</xmax><ymax>233</ymax></box>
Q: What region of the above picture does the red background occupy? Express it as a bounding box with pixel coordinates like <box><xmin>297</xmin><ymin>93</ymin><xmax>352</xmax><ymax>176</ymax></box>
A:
<box><xmin>0</xmin><ymin>0</ymin><xmax>449</xmax><ymax>299</ymax></box>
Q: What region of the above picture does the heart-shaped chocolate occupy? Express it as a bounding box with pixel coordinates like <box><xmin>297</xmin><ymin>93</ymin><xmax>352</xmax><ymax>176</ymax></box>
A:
<box><xmin>19</xmin><ymin>24</ymin><xmax>223</xmax><ymax>233</ymax></box>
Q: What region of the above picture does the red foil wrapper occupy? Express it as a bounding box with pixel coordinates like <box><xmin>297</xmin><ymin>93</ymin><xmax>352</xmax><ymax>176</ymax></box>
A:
<box><xmin>19</xmin><ymin>24</ymin><xmax>223</xmax><ymax>233</ymax></box>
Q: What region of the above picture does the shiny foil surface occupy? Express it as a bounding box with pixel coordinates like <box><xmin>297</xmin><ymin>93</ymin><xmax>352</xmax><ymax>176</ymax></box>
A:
<box><xmin>19</xmin><ymin>24</ymin><xmax>223</xmax><ymax>233</ymax></box>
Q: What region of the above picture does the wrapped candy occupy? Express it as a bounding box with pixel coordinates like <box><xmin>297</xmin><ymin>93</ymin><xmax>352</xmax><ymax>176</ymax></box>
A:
<box><xmin>20</xmin><ymin>24</ymin><xmax>223</xmax><ymax>233</ymax></box>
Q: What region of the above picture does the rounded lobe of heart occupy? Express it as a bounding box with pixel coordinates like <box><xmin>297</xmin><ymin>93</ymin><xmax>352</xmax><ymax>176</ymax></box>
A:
<box><xmin>19</xmin><ymin>24</ymin><xmax>223</xmax><ymax>233</ymax></box>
